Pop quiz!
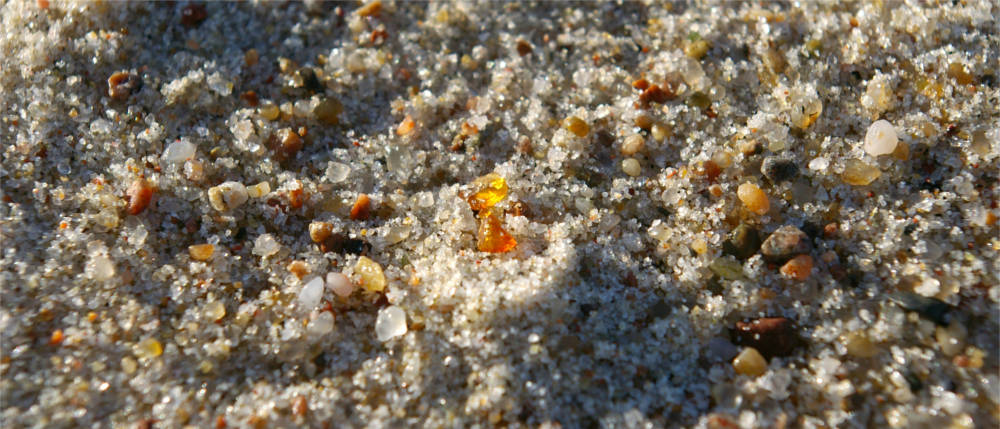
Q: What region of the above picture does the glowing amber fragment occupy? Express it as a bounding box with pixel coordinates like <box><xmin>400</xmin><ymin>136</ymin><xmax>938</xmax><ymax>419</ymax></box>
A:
<box><xmin>468</xmin><ymin>173</ymin><xmax>508</xmax><ymax>211</ymax></box>
<box><xmin>477</xmin><ymin>210</ymin><xmax>516</xmax><ymax>253</ymax></box>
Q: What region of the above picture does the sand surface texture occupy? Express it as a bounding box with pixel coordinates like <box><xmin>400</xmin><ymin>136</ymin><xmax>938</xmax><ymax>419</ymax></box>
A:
<box><xmin>2</xmin><ymin>1</ymin><xmax>998</xmax><ymax>428</ymax></box>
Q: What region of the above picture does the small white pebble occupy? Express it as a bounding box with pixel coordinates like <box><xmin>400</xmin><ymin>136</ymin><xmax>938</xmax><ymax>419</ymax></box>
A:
<box><xmin>864</xmin><ymin>120</ymin><xmax>898</xmax><ymax>156</ymax></box>
<box><xmin>325</xmin><ymin>272</ymin><xmax>355</xmax><ymax>297</ymax></box>
<box><xmin>162</xmin><ymin>140</ymin><xmax>196</xmax><ymax>164</ymax></box>
<box><xmin>307</xmin><ymin>311</ymin><xmax>335</xmax><ymax>336</ymax></box>
<box><xmin>253</xmin><ymin>233</ymin><xmax>281</xmax><ymax>257</ymax></box>
<box><xmin>622</xmin><ymin>158</ymin><xmax>641</xmax><ymax>177</ymax></box>
<box><xmin>298</xmin><ymin>276</ymin><xmax>325</xmax><ymax>310</ymax></box>
<box><xmin>87</xmin><ymin>253</ymin><xmax>115</xmax><ymax>281</ymax></box>
<box><xmin>208</xmin><ymin>181</ymin><xmax>248</xmax><ymax>211</ymax></box>
<box><xmin>375</xmin><ymin>305</ymin><xmax>407</xmax><ymax>341</ymax></box>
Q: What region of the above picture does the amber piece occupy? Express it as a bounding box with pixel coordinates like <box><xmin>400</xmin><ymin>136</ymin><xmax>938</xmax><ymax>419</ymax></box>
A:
<box><xmin>49</xmin><ymin>329</ymin><xmax>64</xmax><ymax>346</ymax></box>
<box><xmin>188</xmin><ymin>244</ymin><xmax>215</xmax><ymax>261</ymax></box>
<box><xmin>468</xmin><ymin>173</ymin><xmax>508</xmax><ymax>211</ymax></box>
<box><xmin>356</xmin><ymin>0</ymin><xmax>381</xmax><ymax>17</ymax></box>
<box><xmin>477</xmin><ymin>210</ymin><xmax>517</xmax><ymax>253</ymax></box>
<box><xmin>276</xmin><ymin>128</ymin><xmax>303</xmax><ymax>160</ymax></box>
<box><xmin>396</xmin><ymin>115</ymin><xmax>415</xmax><ymax>135</ymax></box>
<box><xmin>350</xmin><ymin>194</ymin><xmax>371</xmax><ymax>220</ymax></box>
<box><xmin>631</xmin><ymin>78</ymin><xmax>650</xmax><ymax>90</ymax></box>
<box><xmin>126</xmin><ymin>178</ymin><xmax>153</xmax><ymax>215</ymax></box>
<box><xmin>108</xmin><ymin>71</ymin><xmax>142</xmax><ymax>100</ymax></box>
<box><xmin>563</xmin><ymin>116</ymin><xmax>590</xmax><ymax>137</ymax></box>
<box><xmin>639</xmin><ymin>84</ymin><xmax>674</xmax><ymax>107</ymax></box>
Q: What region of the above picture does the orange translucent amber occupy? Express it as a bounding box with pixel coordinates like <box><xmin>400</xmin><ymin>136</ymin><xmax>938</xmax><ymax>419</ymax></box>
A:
<box><xmin>477</xmin><ymin>210</ymin><xmax>516</xmax><ymax>253</ymax></box>
<box><xmin>468</xmin><ymin>173</ymin><xmax>508</xmax><ymax>211</ymax></box>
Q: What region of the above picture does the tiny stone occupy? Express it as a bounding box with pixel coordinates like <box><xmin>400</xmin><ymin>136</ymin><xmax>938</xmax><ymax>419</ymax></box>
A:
<box><xmin>889</xmin><ymin>292</ymin><xmax>952</xmax><ymax>326</ymax></box>
<box><xmin>298</xmin><ymin>276</ymin><xmax>325</xmax><ymax>310</ymax></box>
<box><xmin>761</xmin><ymin>157</ymin><xmax>799</xmax><ymax>183</ymax></box>
<box><xmin>121</xmin><ymin>357</ymin><xmax>137</xmax><ymax>374</ymax></box>
<box><xmin>276</xmin><ymin>128</ymin><xmax>303</xmax><ymax>160</ymax></box>
<box><xmin>204</xmin><ymin>301</ymin><xmax>225</xmax><ymax>321</ymax></box>
<box><xmin>843</xmin><ymin>331</ymin><xmax>878</xmax><ymax>358</ymax></box>
<box><xmin>621</xmin><ymin>134</ymin><xmax>644</xmax><ymax>156</ymax></box>
<box><xmin>760</xmin><ymin>225</ymin><xmax>810</xmax><ymax>263</ymax></box>
<box><xmin>384</xmin><ymin>224</ymin><xmax>412</xmax><ymax>245</ymax></box>
<box><xmin>326</xmin><ymin>162</ymin><xmax>351</xmax><ymax>183</ymax></box>
<box><xmin>87</xmin><ymin>253</ymin><xmax>115</xmax><ymax>281</ymax></box>
<box><xmin>309</xmin><ymin>221</ymin><xmax>333</xmax><ymax>243</ymax></box>
<box><xmin>246</xmin><ymin>182</ymin><xmax>270</xmax><ymax>198</ymax></box>
<box><xmin>684</xmin><ymin>39</ymin><xmax>710</xmax><ymax>59</ymax></box>
<box><xmin>126</xmin><ymin>178</ymin><xmax>153</xmax><ymax>215</ymax></box>
<box><xmin>355</xmin><ymin>256</ymin><xmax>386</xmax><ymax>292</ymax></box>
<box><xmin>350</xmin><ymin>194</ymin><xmax>371</xmax><ymax>220</ymax></box>
<box><xmin>163</xmin><ymin>140</ymin><xmax>196</xmax><ymax>164</ymax></box>
<box><xmin>208</xmin><ymin>181</ymin><xmax>248</xmax><ymax>211</ymax></box>
<box><xmin>733</xmin><ymin>317</ymin><xmax>800</xmax><ymax>358</ymax></box>
<box><xmin>307</xmin><ymin>311</ymin><xmax>335</xmax><ymax>336</ymax></box>
<box><xmin>709</xmin><ymin>256</ymin><xmax>745</xmax><ymax>280</ymax></box>
<box><xmin>184</xmin><ymin>159</ymin><xmax>205</xmax><ymax>182</ymax></box>
<box><xmin>244</xmin><ymin>48</ymin><xmax>259</xmax><ymax>66</ymax></box>
<box><xmin>722</xmin><ymin>223</ymin><xmax>761</xmax><ymax>260</ymax></box>
<box><xmin>107</xmin><ymin>71</ymin><xmax>142</xmax><ymax>100</ymax></box>
<box><xmin>188</xmin><ymin>244</ymin><xmax>215</xmax><ymax>261</ymax></box>
<box><xmin>396</xmin><ymin>115</ymin><xmax>416</xmax><ymax>136</ymax></box>
<box><xmin>313</xmin><ymin>97</ymin><xmax>343</xmax><ymax>125</ymax></box>
<box><xmin>841</xmin><ymin>159</ymin><xmax>881</xmax><ymax>185</ymax></box>
<box><xmin>563</xmin><ymin>116</ymin><xmax>590</xmax><ymax>137</ymax></box>
<box><xmin>737</xmin><ymin>183</ymin><xmax>769</xmax><ymax>215</ymax></box>
<box><xmin>935</xmin><ymin>322</ymin><xmax>967</xmax><ymax>356</ymax></box>
<box><xmin>651</xmin><ymin>123</ymin><xmax>672</xmax><ymax>142</ymax></box>
<box><xmin>259</xmin><ymin>102</ymin><xmax>280</xmax><ymax>121</ymax></box>
<box><xmin>779</xmin><ymin>255</ymin><xmax>813</xmax><ymax>281</ymax></box>
<box><xmin>864</xmin><ymin>120</ymin><xmax>898</xmax><ymax>156</ymax></box>
<box><xmin>621</xmin><ymin>158</ymin><xmax>641</xmax><ymax>177</ymax></box>
<box><xmin>133</xmin><ymin>338</ymin><xmax>163</xmax><ymax>359</ymax></box>
<box><xmin>733</xmin><ymin>347</ymin><xmax>768</xmax><ymax>377</ymax></box>
<box><xmin>326</xmin><ymin>272</ymin><xmax>355</xmax><ymax>297</ymax></box>
<box><xmin>253</xmin><ymin>233</ymin><xmax>280</xmax><ymax>257</ymax></box>
<box><xmin>375</xmin><ymin>305</ymin><xmax>407</xmax><ymax>341</ymax></box>
<box><xmin>634</xmin><ymin>113</ymin><xmax>653</xmax><ymax>130</ymax></box>
<box><xmin>288</xmin><ymin>260</ymin><xmax>310</xmax><ymax>279</ymax></box>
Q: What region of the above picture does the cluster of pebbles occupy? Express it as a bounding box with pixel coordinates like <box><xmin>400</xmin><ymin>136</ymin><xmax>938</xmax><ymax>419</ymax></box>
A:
<box><xmin>1</xmin><ymin>1</ymin><xmax>998</xmax><ymax>428</ymax></box>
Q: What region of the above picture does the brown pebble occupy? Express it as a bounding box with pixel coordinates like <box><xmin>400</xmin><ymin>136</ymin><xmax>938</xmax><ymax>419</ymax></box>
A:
<box><xmin>126</xmin><ymin>178</ymin><xmax>153</xmax><ymax>215</ymax></box>
<box><xmin>240</xmin><ymin>90</ymin><xmax>259</xmax><ymax>107</ymax></box>
<box><xmin>355</xmin><ymin>0</ymin><xmax>381</xmax><ymax>17</ymax></box>
<box><xmin>631</xmin><ymin>78</ymin><xmax>650</xmax><ymax>90</ymax></box>
<box><xmin>760</xmin><ymin>225</ymin><xmax>811</xmax><ymax>263</ymax></box>
<box><xmin>108</xmin><ymin>71</ymin><xmax>142</xmax><ymax>100</ymax></box>
<box><xmin>732</xmin><ymin>317</ymin><xmax>800</xmax><ymax>359</ymax></box>
<box><xmin>516</xmin><ymin>39</ymin><xmax>533</xmax><ymax>56</ymax></box>
<box><xmin>350</xmin><ymin>194</ymin><xmax>371</xmax><ymax>220</ymax></box>
<box><xmin>823</xmin><ymin>222</ymin><xmax>838</xmax><ymax>238</ymax></box>
<box><xmin>180</xmin><ymin>3</ymin><xmax>207</xmax><ymax>28</ymax></box>
<box><xmin>780</xmin><ymin>254</ymin><xmax>813</xmax><ymax>281</ymax></box>
<box><xmin>288</xmin><ymin>260</ymin><xmax>309</xmax><ymax>279</ymax></box>
<box><xmin>639</xmin><ymin>84</ymin><xmax>674</xmax><ymax>107</ymax></box>
<box><xmin>276</xmin><ymin>128</ymin><xmax>303</xmax><ymax>160</ymax></box>
<box><xmin>292</xmin><ymin>395</ymin><xmax>308</xmax><ymax>417</ymax></box>
<box><xmin>188</xmin><ymin>244</ymin><xmax>215</xmax><ymax>261</ymax></box>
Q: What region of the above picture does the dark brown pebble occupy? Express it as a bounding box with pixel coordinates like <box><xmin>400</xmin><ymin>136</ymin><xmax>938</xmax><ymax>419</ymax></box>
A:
<box><xmin>722</xmin><ymin>223</ymin><xmax>761</xmax><ymax>260</ymax></box>
<box><xmin>181</xmin><ymin>3</ymin><xmax>207</xmax><ymax>27</ymax></box>
<box><xmin>108</xmin><ymin>71</ymin><xmax>142</xmax><ymax>100</ymax></box>
<box><xmin>350</xmin><ymin>194</ymin><xmax>371</xmax><ymax>220</ymax></box>
<box><xmin>731</xmin><ymin>317</ymin><xmax>800</xmax><ymax>358</ymax></box>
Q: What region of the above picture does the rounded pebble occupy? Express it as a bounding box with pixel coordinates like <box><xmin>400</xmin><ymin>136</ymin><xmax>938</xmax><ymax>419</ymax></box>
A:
<box><xmin>864</xmin><ymin>120</ymin><xmax>898</xmax><ymax>156</ymax></box>
<box><xmin>298</xmin><ymin>276</ymin><xmax>325</xmax><ymax>310</ymax></box>
<box><xmin>375</xmin><ymin>305</ymin><xmax>407</xmax><ymax>341</ymax></box>
<box><xmin>622</xmin><ymin>158</ymin><xmax>641</xmax><ymax>177</ymax></box>
<box><xmin>737</xmin><ymin>183</ymin><xmax>769</xmax><ymax>215</ymax></box>
<box><xmin>326</xmin><ymin>272</ymin><xmax>355</xmax><ymax>297</ymax></box>
<box><xmin>208</xmin><ymin>181</ymin><xmax>248</xmax><ymax>211</ymax></box>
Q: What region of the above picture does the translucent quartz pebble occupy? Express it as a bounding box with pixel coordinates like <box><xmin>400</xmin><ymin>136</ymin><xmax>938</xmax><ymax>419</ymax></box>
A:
<box><xmin>87</xmin><ymin>252</ymin><xmax>115</xmax><ymax>281</ymax></box>
<box><xmin>864</xmin><ymin>120</ymin><xmax>898</xmax><ymax>156</ymax></box>
<box><xmin>468</xmin><ymin>173</ymin><xmax>508</xmax><ymax>211</ymax></box>
<box><xmin>326</xmin><ymin>272</ymin><xmax>355</xmax><ymax>297</ymax></box>
<box><xmin>326</xmin><ymin>162</ymin><xmax>351</xmax><ymax>183</ymax></box>
<box><xmin>477</xmin><ymin>210</ymin><xmax>517</xmax><ymax>253</ymax></box>
<box><xmin>163</xmin><ymin>140</ymin><xmax>196</xmax><ymax>163</ymax></box>
<box><xmin>384</xmin><ymin>224</ymin><xmax>412</xmax><ymax>245</ymax></box>
<box><xmin>253</xmin><ymin>233</ymin><xmax>280</xmax><ymax>257</ymax></box>
<box><xmin>386</xmin><ymin>145</ymin><xmax>415</xmax><ymax>180</ymax></box>
<box><xmin>841</xmin><ymin>159</ymin><xmax>881</xmax><ymax>185</ymax></box>
<box><xmin>375</xmin><ymin>305</ymin><xmax>407</xmax><ymax>341</ymax></box>
<box><xmin>307</xmin><ymin>311</ymin><xmax>335</xmax><ymax>336</ymax></box>
<box><xmin>298</xmin><ymin>276</ymin><xmax>324</xmax><ymax>310</ymax></box>
<box><xmin>208</xmin><ymin>181</ymin><xmax>248</xmax><ymax>211</ymax></box>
